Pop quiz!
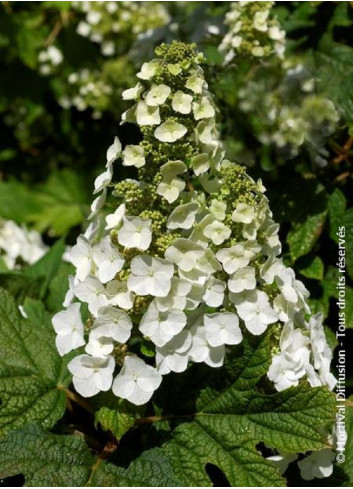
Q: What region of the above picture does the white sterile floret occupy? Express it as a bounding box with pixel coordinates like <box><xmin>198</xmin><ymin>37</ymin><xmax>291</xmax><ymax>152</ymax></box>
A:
<box><xmin>167</xmin><ymin>202</ymin><xmax>199</xmax><ymax>230</ymax></box>
<box><xmin>91</xmin><ymin>306</ymin><xmax>133</xmax><ymax>344</ymax></box>
<box><xmin>63</xmin><ymin>275</ymin><xmax>77</xmax><ymax>308</ymax></box>
<box><xmin>139</xmin><ymin>301</ymin><xmax>187</xmax><ymax>347</ymax></box>
<box><xmin>216</xmin><ymin>241</ymin><xmax>259</xmax><ymax>274</ymax></box>
<box><xmin>92</xmin><ymin>235</ymin><xmax>124</xmax><ymax>283</ymax></box>
<box><xmin>196</xmin><ymin>120</ymin><xmax>214</xmax><ymax>145</ymax></box>
<box><xmin>155</xmin><ymin>277</ymin><xmax>192</xmax><ymax>312</ymax></box>
<box><xmin>106</xmin><ymin>279</ymin><xmax>134</xmax><ymax>310</ymax></box>
<box><xmin>70</xmin><ymin>235</ymin><xmax>92</xmax><ymax>281</ymax></box>
<box><xmin>128</xmin><ymin>255</ymin><xmax>174</xmax><ymax>297</ymax></box>
<box><xmin>204</xmin><ymin>312</ymin><xmax>242</xmax><ymax>347</ymax></box>
<box><xmin>105</xmin><ymin>203</ymin><xmax>126</xmax><ymax>230</ymax></box>
<box><xmin>191</xmin><ymin>153</ymin><xmax>210</xmax><ymax>176</ymax></box>
<box><xmin>154</xmin><ymin>119</ymin><xmax>188</xmax><ymax>143</ymax></box>
<box><xmin>185</xmin><ymin>74</ymin><xmax>204</xmax><ymax>94</ymax></box>
<box><xmin>203</xmin><ymin>277</ymin><xmax>226</xmax><ymax>307</ymax></box>
<box><xmin>157</xmin><ymin>177</ymin><xmax>185</xmax><ymax>204</ymax></box>
<box><xmin>145</xmin><ymin>84</ymin><xmax>171</xmax><ymax>106</ymax></box>
<box><xmin>137</xmin><ymin>60</ymin><xmax>161</xmax><ymax>80</ymax></box>
<box><xmin>93</xmin><ymin>165</ymin><xmax>113</xmax><ymax>194</ymax></box>
<box><xmin>117</xmin><ymin>216</ymin><xmax>152</xmax><ymax>250</ymax></box>
<box><xmin>232</xmin><ymin>202</ymin><xmax>256</xmax><ymax>223</ymax></box>
<box><xmin>193</xmin><ymin>97</ymin><xmax>215</xmax><ymax>120</ymax></box>
<box><xmin>232</xmin><ymin>289</ymin><xmax>277</xmax><ymax>335</ymax></box>
<box><xmin>298</xmin><ymin>449</ymin><xmax>335</xmax><ymax>481</ymax></box>
<box><xmin>172</xmin><ymin>90</ymin><xmax>193</xmax><ymax>114</ymax></box>
<box><xmin>88</xmin><ymin>189</ymin><xmax>107</xmax><ymax>219</ymax></box>
<box><xmin>189</xmin><ymin>325</ymin><xmax>225</xmax><ymax>367</ymax></box>
<box><xmin>112</xmin><ymin>356</ymin><xmax>162</xmax><ymax>406</ymax></box>
<box><xmin>269</xmin><ymin>321</ymin><xmax>311</xmax><ymax>390</ymax></box>
<box><xmin>52</xmin><ymin>303</ymin><xmax>85</xmax><ymax>356</ymax></box>
<box><xmin>228</xmin><ymin>266</ymin><xmax>256</xmax><ymax>293</ymax></box>
<box><xmin>136</xmin><ymin>101</ymin><xmax>161</xmax><ymax>126</ymax></box>
<box><xmin>203</xmin><ymin>219</ymin><xmax>231</xmax><ymax>245</ymax></box>
<box><xmin>267</xmin><ymin>452</ymin><xmax>298</xmax><ymax>475</ymax></box>
<box><xmin>156</xmin><ymin>330</ymin><xmax>192</xmax><ymax>375</ymax></box>
<box><xmin>106</xmin><ymin>136</ymin><xmax>122</xmax><ymax>162</ymax></box>
<box><xmin>165</xmin><ymin>238</ymin><xmax>205</xmax><ymax>272</ymax></box>
<box><xmin>122</xmin><ymin>145</ymin><xmax>145</xmax><ymax>168</ymax></box>
<box><xmin>68</xmin><ymin>354</ymin><xmax>115</xmax><ymax>397</ymax></box>
<box><xmin>160</xmin><ymin>160</ymin><xmax>187</xmax><ymax>179</ymax></box>
<box><xmin>85</xmin><ymin>336</ymin><xmax>114</xmax><ymax>357</ymax></box>
<box><xmin>253</xmin><ymin>10</ymin><xmax>269</xmax><ymax>32</ymax></box>
<box><xmin>122</xmin><ymin>82</ymin><xmax>143</xmax><ymax>101</ymax></box>
<box><xmin>74</xmin><ymin>275</ymin><xmax>109</xmax><ymax>316</ymax></box>
<box><xmin>209</xmin><ymin>199</ymin><xmax>227</xmax><ymax>220</ymax></box>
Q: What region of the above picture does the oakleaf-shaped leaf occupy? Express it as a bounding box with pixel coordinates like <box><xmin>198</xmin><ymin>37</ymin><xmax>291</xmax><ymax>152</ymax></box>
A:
<box><xmin>0</xmin><ymin>290</ymin><xmax>72</xmax><ymax>437</ymax></box>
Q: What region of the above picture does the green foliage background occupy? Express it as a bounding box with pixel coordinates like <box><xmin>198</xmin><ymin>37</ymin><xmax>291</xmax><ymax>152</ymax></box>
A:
<box><xmin>0</xmin><ymin>1</ymin><xmax>352</xmax><ymax>487</ymax></box>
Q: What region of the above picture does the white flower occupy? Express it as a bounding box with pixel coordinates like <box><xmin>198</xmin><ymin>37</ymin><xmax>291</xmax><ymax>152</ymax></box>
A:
<box><xmin>154</xmin><ymin>277</ymin><xmax>192</xmax><ymax>312</ymax></box>
<box><xmin>139</xmin><ymin>301</ymin><xmax>187</xmax><ymax>347</ymax></box>
<box><xmin>228</xmin><ymin>266</ymin><xmax>256</xmax><ymax>293</ymax></box>
<box><xmin>165</xmin><ymin>238</ymin><xmax>205</xmax><ymax>272</ymax></box>
<box><xmin>70</xmin><ymin>236</ymin><xmax>92</xmax><ymax>281</ymax></box>
<box><xmin>145</xmin><ymin>84</ymin><xmax>171</xmax><ymax>106</ymax></box>
<box><xmin>122</xmin><ymin>145</ymin><xmax>145</xmax><ymax>168</ymax></box>
<box><xmin>204</xmin><ymin>312</ymin><xmax>242</xmax><ymax>347</ymax></box>
<box><xmin>160</xmin><ymin>160</ymin><xmax>187</xmax><ymax>180</ymax></box>
<box><xmin>267</xmin><ymin>452</ymin><xmax>298</xmax><ymax>475</ymax></box>
<box><xmin>193</xmin><ymin>97</ymin><xmax>215</xmax><ymax>120</ymax></box>
<box><xmin>196</xmin><ymin>120</ymin><xmax>214</xmax><ymax>145</ymax></box>
<box><xmin>136</xmin><ymin>101</ymin><xmax>161</xmax><ymax>126</ymax></box>
<box><xmin>112</xmin><ymin>356</ymin><xmax>162</xmax><ymax>406</ymax></box>
<box><xmin>101</xmin><ymin>41</ymin><xmax>115</xmax><ymax>56</ymax></box>
<box><xmin>88</xmin><ymin>189</ymin><xmax>107</xmax><ymax>220</ymax></box>
<box><xmin>154</xmin><ymin>119</ymin><xmax>187</xmax><ymax>143</ymax></box>
<box><xmin>191</xmin><ymin>153</ymin><xmax>210</xmax><ymax>176</ymax></box>
<box><xmin>137</xmin><ymin>60</ymin><xmax>161</xmax><ymax>80</ymax></box>
<box><xmin>92</xmin><ymin>235</ymin><xmax>124</xmax><ymax>283</ymax></box>
<box><xmin>209</xmin><ymin>199</ymin><xmax>227</xmax><ymax>220</ymax></box>
<box><xmin>253</xmin><ymin>10</ymin><xmax>269</xmax><ymax>32</ymax></box>
<box><xmin>91</xmin><ymin>306</ymin><xmax>133</xmax><ymax>344</ymax></box>
<box><xmin>106</xmin><ymin>279</ymin><xmax>134</xmax><ymax>310</ymax></box>
<box><xmin>74</xmin><ymin>275</ymin><xmax>109</xmax><ymax>316</ymax></box>
<box><xmin>93</xmin><ymin>165</ymin><xmax>113</xmax><ymax>194</ymax></box>
<box><xmin>63</xmin><ymin>275</ymin><xmax>78</xmax><ymax>307</ymax></box>
<box><xmin>172</xmin><ymin>90</ymin><xmax>193</xmax><ymax>114</ymax></box>
<box><xmin>106</xmin><ymin>136</ymin><xmax>122</xmax><ymax>162</ymax></box>
<box><xmin>203</xmin><ymin>277</ymin><xmax>226</xmax><ymax>307</ymax></box>
<box><xmin>47</xmin><ymin>45</ymin><xmax>63</xmax><ymax>65</ymax></box>
<box><xmin>232</xmin><ymin>203</ymin><xmax>256</xmax><ymax>224</ymax></box>
<box><xmin>157</xmin><ymin>178</ymin><xmax>185</xmax><ymax>204</ymax></box>
<box><xmin>128</xmin><ymin>255</ymin><xmax>174</xmax><ymax>297</ymax></box>
<box><xmin>203</xmin><ymin>219</ymin><xmax>231</xmax><ymax>245</ymax></box>
<box><xmin>232</xmin><ymin>290</ymin><xmax>277</xmax><ymax>335</ymax></box>
<box><xmin>77</xmin><ymin>21</ymin><xmax>91</xmax><ymax>37</ymax></box>
<box><xmin>189</xmin><ymin>325</ymin><xmax>225</xmax><ymax>367</ymax></box>
<box><xmin>85</xmin><ymin>336</ymin><xmax>114</xmax><ymax>357</ymax></box>
<box><xmin>122</xmin><ymin>82</ymin><xmax>143</xmax><ymax>101</ymax></box>
<box><xmin>117</xmin><ymin>216</ymin><xmax>152</xmax><ymax>250</ymax></box>
<box><xmin>185</xmin><ymin>74</ymin><xmax>204</xmax><ymax>94</ymax></box>
<box><xmin>216</xmin><ymin>241</ymin><xmax>259</xmax><ymax>274</ymax></box>
<box><xmin>52</xmin><ymin>303</ymin><xmax>85</xmax><ymax>356</ymax></box>
<box><xmin>167</xmin><ymin>202</ymin><xmax>199</xmax><ymax>230</ymax></box>
<box><xmin>105</xmin><ymin>203</ymin><xmax>126</xmax><ymax>230</ymax></box>
<box><xmin>298</xmin><ymin>449</ymin><xmax>335</xmax><ymax>481</ymax></box>
<box><xmin>68</xmin><ymin>354</ymin><xmax>115</xmax><ymax>397</ymax></box>
<box><xmin>156</xmin><ymin>330</ymin><xmax>192</xmax><ymax>374</ymax></box>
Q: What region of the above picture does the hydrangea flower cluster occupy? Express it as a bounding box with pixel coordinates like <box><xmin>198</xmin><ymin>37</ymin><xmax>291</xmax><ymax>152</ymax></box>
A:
<box><xmin>58</xmin><ymin>68</ymin><xmax>113</xmax><ymax>119</ymax></box>
<box><xmin>53</xmin><ymin>42</ymin><xmax>335</xmax><ymax>413</ymax></box>
<box><xmin>238</xmin><ymin>63</ymin><xmax>339</xmax><ymax>166</ymax></box>
<box><xmin>73</xmin><ymin>1</ymin><xmax>170</xmax><ymax>57</ymax></box>
<box><xmin>219</xmin><ymin>1</ymin><xmax>286</xmax><ymax>63</ymax></box>
<box><xmin>38</xmin><ymin>44</ymin><xmax>63</xmax><ymax>76</ymax></box>
<box><xmin>0</xmin><ymin>220</ymin><xmax>48</xmax><ymax>269</ymax></box>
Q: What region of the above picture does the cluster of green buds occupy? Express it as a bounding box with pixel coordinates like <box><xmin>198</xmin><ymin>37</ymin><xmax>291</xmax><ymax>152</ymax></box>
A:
<box><xmin>219</xmin><ymin>1</ymin><xmax>286</xmax><ymax>63</ymax></box>
<box><xmin>53</xmin><ymin>43</ymin><xmax>335</xmax><ymax>424</ymax></box>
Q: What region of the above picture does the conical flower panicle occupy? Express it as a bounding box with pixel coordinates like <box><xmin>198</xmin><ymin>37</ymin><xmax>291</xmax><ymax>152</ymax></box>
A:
<box><xmin>53</xmin><ymin>42</ymin><xmax>335</xmax><ymax>408</ymax></box>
